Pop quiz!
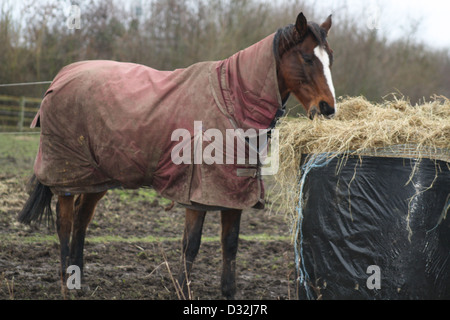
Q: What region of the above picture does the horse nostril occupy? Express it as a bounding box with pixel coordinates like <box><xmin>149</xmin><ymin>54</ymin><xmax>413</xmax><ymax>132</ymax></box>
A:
<box><xmin>319</xmin><ymin>101</ymin><xmax>335</xmax><ymax>116</ymax></box>
<box><xmin>309</xmin><ymin>106</ymin><xmax>319</xmax><ymax>120</ymax></box>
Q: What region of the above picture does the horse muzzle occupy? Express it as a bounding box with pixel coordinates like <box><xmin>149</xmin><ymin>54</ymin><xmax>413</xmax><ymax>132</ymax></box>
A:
<box><xmin>309</xmin><ymin>101</ymin><xmax>335</xmax><ymax>119</ymax></box>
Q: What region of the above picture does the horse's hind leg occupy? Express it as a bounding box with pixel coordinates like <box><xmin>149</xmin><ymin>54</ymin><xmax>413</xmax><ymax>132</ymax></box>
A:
<box><xmin>70</xmin><ymin>191</ymin><xmax>107</xmax><ymax>280</ymax></box>
<box><xmin>220</xmin><ymin>209</ymin><xmax>242</xmax><ymax>300</ymax></box>
<box><xmin>177</xmin><ymin>208</ymin><xmax>206</xmax><ymax>299</ymax></box>
<box><xmin>56</xmin><ymin>195</ymin><xmax>75</xmax><ymax>293</ymax></box>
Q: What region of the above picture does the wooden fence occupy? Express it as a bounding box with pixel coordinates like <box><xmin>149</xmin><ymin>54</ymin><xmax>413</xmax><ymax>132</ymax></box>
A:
<box><xmin>0</xmin><ymin>95</ymin><xmax>42</xmax><ymax>132</ymax></box>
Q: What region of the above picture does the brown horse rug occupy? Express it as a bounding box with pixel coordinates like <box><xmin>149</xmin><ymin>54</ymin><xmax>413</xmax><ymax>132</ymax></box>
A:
<box><xmin>31</xmin><ymin>33</ymin><xmax>283</xmax><ymax>210</ymax></box>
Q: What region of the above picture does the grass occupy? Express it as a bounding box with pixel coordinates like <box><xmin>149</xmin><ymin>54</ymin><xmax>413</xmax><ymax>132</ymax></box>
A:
<box><xmin>111</xmin><ymin>188</ymin><xmax>172</xmax><ymax>206</ymax></box>
<box><xmin>0</xmin><ymin>232</ymin><xmax>290</xmax><ymax>245</ymax></box>
<box><xmin>0</xmin><ymin>133</ymin><xmax>40</xmax><ymax>177</ymax></box>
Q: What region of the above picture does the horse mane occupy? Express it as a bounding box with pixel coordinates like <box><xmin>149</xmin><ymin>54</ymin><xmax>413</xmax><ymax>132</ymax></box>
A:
<box><xmin>273</xmin><ymin>22</ymin><xmax>327</xmax><ymax>61</ymax></box>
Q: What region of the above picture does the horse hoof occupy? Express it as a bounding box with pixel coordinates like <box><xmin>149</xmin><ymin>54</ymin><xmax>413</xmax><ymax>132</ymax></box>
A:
<box><xmin>81</xmin><ymin>283</ymin><xmax>91</xmax><ymax>293</ymax></box>
<box><xmin>69</xmin><ymin>283</ymin><xmax>90</xmax><ymax>297</ymax></box>
<box><xmin>221</xmin><ymin>286</ymin><xmax>236</xmax><ymax>300</ymax></box>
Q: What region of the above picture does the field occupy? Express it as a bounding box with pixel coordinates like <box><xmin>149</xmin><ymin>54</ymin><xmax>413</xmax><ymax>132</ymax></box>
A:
<box><xmin>0</xmin><ymin>134</ymin><xmax>295</xmax><ymax>300</ymax></box>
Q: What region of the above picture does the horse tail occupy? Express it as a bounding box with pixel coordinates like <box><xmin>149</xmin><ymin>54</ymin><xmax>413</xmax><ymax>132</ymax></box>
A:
<box><xmin>18</xmin><ymin>175</ymin><xmax>54</xmax><ymax>226</ymax></box>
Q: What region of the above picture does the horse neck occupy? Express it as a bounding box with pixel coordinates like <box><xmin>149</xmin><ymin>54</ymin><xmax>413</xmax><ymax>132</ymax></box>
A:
<box><xmin>225</xmin><ymin>34</ymin><xmax>280</xmax><ymax>101</ymax></box>
<box><xmin>276</xmin><ymin>65</ymin><xmax>290</xmax><ymax>103</ymax></box>
<box><xmin>221</xmin><ymin>33</ymin><xmax>283</xmax><ymax>130</ymax></box>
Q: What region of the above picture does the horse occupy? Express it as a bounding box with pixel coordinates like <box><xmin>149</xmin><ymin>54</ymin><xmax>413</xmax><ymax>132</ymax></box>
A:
<box><xmin>18</xmin><ymin>12</ymin><xmax>336</xmax><ymax>299</ymax></box>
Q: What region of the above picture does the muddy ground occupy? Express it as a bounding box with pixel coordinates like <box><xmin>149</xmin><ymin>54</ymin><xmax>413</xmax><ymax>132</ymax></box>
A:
<box><xmin>0</xmin><ymin>172</ymin><xmax>296</xmax><ymax>300</ymax></box>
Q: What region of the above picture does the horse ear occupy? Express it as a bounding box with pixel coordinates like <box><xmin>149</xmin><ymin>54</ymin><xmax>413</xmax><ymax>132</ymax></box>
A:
<box><xmin>295</xmin><ymin>12</ymin><xmax>308</xmax><ymax>40</ymax></box>
<box><xmin>321</xmin><ymin>14</ymin><xmax>333</xmax><ymax>35</ymax></box>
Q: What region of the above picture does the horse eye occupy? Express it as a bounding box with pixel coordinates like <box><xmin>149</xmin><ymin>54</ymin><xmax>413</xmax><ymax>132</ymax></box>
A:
<box><xmin>302</xmin><ymin>55</ymin><xmax>314</xmax><ymax>65</ymax></box>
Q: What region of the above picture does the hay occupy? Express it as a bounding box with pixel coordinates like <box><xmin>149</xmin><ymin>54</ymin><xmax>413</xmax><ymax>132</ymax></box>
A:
<box><xmin>273</xmin><ymin>95</ymin><xmax>450</xmax><ymax>227</ymax></box>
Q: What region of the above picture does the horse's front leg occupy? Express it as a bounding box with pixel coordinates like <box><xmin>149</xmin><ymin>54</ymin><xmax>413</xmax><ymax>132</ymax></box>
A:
<box><xmin>220</xmin><ymin>209</ymin><xmax>242</xmax><ymax>300</ymax></box>
<box><xmin>177</xmin><ymin>208</ymin><xmax>206</xmax><ymax>299</ymax></box>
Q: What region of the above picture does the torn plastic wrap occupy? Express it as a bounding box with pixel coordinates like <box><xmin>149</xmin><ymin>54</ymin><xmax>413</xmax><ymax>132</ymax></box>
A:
<box><xmin>295</xmin><ymin>153</ymin><xmax>450</xmax><ymax>300</ymax></box>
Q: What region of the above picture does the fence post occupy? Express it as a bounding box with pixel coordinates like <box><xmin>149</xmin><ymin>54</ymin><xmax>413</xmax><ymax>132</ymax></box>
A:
<box><xmin>18</xmin><ymin>96</ymin><xmax>25</xmax><ymax>132</ymax></box>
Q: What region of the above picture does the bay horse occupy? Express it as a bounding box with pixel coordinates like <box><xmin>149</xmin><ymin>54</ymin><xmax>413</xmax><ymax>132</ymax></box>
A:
<box><xmin>18</xmin><ymin>12</ymin><xmax>336</xmax><ymax>299</ymax></box>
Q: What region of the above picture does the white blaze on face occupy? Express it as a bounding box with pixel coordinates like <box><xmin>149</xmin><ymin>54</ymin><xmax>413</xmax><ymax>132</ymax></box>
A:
<box><xmin>313</xmin><ymin>46</ymin><xmax>336</xmax><ymax>110</ymax></box>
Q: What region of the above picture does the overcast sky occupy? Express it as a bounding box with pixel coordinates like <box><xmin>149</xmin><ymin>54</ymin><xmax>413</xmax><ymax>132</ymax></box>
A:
<box><xmin>310</xmin><ymin>0</ymin><xmax>450</xmax><ymax>50</ymax></box>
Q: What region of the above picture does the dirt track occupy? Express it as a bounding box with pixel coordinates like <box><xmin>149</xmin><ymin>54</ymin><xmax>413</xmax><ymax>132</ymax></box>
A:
<box><xmin>0</xmin><ymin>174</ymin><xmax>295</xmax><ymax>300</ymax></box>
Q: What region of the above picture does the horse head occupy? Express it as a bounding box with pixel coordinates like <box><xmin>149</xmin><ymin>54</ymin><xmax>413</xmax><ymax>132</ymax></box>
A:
<box><xmin>276</xmin><ymin>12</ymin><xmax>336</xmax><ymax>119</ymax></box>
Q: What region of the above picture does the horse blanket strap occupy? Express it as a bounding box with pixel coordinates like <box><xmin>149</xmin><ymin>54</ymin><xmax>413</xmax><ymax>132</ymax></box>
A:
<box><xmin>31</xmin><ymin>33</ymin><xmax>283</xmax><ymax>210</ymax></box>
<box><xmin>236</xmin><ymin>168</ymin><xmax>258</xmax><ymax>178</ymax></box>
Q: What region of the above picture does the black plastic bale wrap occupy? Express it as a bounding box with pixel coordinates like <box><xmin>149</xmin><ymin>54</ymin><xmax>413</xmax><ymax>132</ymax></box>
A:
<box><xmin>296</xmin><ymin>153</ymin><xmax>450</xmax><ymax>300</ymax></box>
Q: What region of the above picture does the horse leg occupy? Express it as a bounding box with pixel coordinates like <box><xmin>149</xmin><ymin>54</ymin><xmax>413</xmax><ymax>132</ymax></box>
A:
<box><xmin>70</xmin><ymin>191</ymin><xmax>107</xmax><ymax>282</ymax></box>
<box><xmin>220</xmin><ymin>209</ymin><xmax>242</xmax><ymax>300</ymax></box>
<box><xmin>177</xmin><ymin>208</ymin><xmax>206</xmax><ymax>299</ymax></box>
<box><xmin>56</xmin><ymin>195</ymin><xmax>75</xmax><ymax>294</ymax></box>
